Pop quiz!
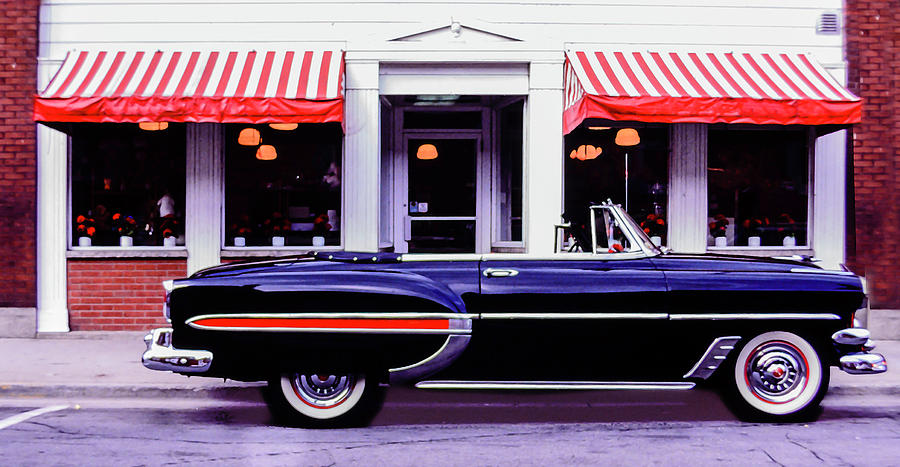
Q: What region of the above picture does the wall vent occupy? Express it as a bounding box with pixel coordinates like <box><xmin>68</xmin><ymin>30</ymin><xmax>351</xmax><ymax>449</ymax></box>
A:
<box><xmin>816</xmin><ymin>12</ymin><xmax>840</xmax><ymax>35</ymax></box>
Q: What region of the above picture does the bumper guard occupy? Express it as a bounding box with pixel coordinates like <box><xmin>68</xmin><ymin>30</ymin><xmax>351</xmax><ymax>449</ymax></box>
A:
<box><xmin>832</xmin><ymin>328</ymin><xmax>887</xmax><ymax>375</ymax></box>
<box><xmin>142</xmin><ymin>327</ymin><xmax>213</xmax><ymax>374</ymax></box>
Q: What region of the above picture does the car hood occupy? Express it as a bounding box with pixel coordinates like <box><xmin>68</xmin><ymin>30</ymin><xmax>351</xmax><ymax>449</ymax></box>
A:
<box><xmin>651</xmin><ymin>252</ymin><xmax>849</xmax><ymax>274</ymax></box>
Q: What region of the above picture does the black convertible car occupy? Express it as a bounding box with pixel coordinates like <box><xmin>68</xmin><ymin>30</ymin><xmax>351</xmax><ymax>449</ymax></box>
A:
<box><xmin>143</xmin><ymin>203</ymin><xmax>886</xmax><ymax>427</ymax></box>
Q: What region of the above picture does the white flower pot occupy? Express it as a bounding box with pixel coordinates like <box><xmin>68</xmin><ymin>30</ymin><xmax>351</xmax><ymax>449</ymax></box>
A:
<box><xmin>650</xmin><ymin>236</ymin><xmax>662</xmax><ymax>246</ymax></box>
<box><xmin>77</xmin><ymin>236</ymin><xmax>92</xmax><ymax>247</ymax></box>
<box><xmin>312</xmin><ymin>236</ymin><xmax>325</xmax><ymax>247</ymax></box>
<box><xmin>119</xmin><ymin>236</ymin><xmax>133</xmax><ymax>247</ymax></box>
<box><xmin>748</xmin><ymin>236</ymin><xmax>761</xmax><ymax>247</ymax></box>
<box><xmin>783</xmin><ymin>236</ymin><xmax>796</xmax><ymax>247</ymax></box>
<box><xmin>272</xmin><ymin>236</ymin><xmax>285</xmax><ymax>247</ymax></box>
<box><xmin>163</xmin><ymin>236</ymin><xmax>177</xmax><ymax>247</ymax></box>
<box><xmin>715</xmin><ymin>236</ymin><xmax>727</xmax><ymax>247</ymax></box>
<box><xmin>233</xmin><ymin>236</ymin><xmax>246</xmax><ymax>247</ymax></box>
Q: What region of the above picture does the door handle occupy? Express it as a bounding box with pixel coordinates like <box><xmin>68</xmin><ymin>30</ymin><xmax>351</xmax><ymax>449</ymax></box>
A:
<box><xmin>483</xmin><ymin>268</ymin><xmax>519</xmax><ymax>278</ymax></box>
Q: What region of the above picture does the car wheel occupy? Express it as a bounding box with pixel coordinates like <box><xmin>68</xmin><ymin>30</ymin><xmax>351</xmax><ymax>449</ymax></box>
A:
<box><xmin>265</xmin><ymin>371</ymin><xmax>384</xmax><ymax>428</ymax></box>
<box><xmin>727</xmin><ymin>331</ymin><xmax>829</xmax><ymax>422</ymax></box>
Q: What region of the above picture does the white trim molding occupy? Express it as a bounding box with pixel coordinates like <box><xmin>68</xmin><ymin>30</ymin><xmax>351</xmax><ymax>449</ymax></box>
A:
<box><xmin>668</xmin><ymin>123</ymin><xmax>708</xmax><ymax>254</ymax></box>
<box><xmin>186</xmin><ymin>123</ymin><xmax>224</xmax><ymax>274</ymax></box>
<box><xmin>812</xmin><ymin>129</ymin><xmax>847</xmax><ymax>270</ymax></box>
<box><xmin>36</xmin><ymin>123</ymin><xmax>70</xmax><ymax>332</ymax></box>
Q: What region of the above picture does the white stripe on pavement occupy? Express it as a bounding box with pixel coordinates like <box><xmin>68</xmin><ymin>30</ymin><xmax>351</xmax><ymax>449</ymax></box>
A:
<box><xmin>0</xmin><ymin>405</ymin><xmax>70</xmax><ymax>430</ymax></box>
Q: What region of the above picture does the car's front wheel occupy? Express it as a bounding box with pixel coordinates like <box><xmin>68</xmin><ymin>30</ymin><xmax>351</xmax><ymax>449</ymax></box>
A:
<box><xmin>265</xmin><ymin>371</ymin><xmax>385</xmax><ymax>428</ymax></box>
<box><xmin>726</xmin><ymin>331</ymin><xmax>829</xmax><ymax>422</ymax></box>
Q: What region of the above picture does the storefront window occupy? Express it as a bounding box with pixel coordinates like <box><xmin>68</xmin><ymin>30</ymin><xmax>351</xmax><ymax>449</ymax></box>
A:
<box><xmin>224</xmin><ymin>123</ymin><xmax>342</xmax><ymax>248</ymax></box>
<box><xmin>495</xmin><ymin>100</ymin><xmax>523</xmax><ymax>243</ymax></box>
<box><xmin>564</xmin><ymin>124</ymin><xmax>669</xmax><ymax>247</ymax></box>
<box><xmin>71</xmin><ymin>123</ymin><xmax>186</xmax><ymax>247</ymax></box>
<box><xmin>707</xmin><ymin>128</ymin><xmax>809</xmax><ymax>248</ymax></box>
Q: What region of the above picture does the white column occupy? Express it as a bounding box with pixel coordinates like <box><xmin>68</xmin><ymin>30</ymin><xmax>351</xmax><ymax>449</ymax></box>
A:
<box><xmin>812</xmin><ymin>130</ymin><xmax>847</xmax><ymax>270</ymax></box>
<box><xmin>524</xmin><ymin>61</ymin><xmax>565</xmax><ymax>255</ymax></box>
<box><xmin>36</xmin><ymin>124</ymin><xmax>70</xmax><ymax>332</ymax></box>
<box><xmin>668</xmin><ymin>123</ymin><xmax>708</xmax><ymax>253</ymax></box>
<box><xmin>343</xmin><ymin>60</ymin><xmax>381</xmax><ymax>252</ymax></box>
<box><xmin>186</xmin><ymin>123</ymin><xmax>223</xmax><ymax>274</ymax></box>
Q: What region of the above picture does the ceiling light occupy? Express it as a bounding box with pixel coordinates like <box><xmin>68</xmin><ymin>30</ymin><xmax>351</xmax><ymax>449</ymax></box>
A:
<box><xmin>615</xmin><ymin>128</ymin><xmax>640</xmax><ymax>146</ymax></box>
<box><xmin>256</xmin><ymin>145</ymin><xmax>277</xmax><ymax>160</ymax></box>
<box><xmin>139</xmin><ymin>122</ymin><xmax>168</xmax><ymax>131</ymax></box>
<box><xmin>416</xmin><ymin>144</ymin><xmax>438</xmax><ymax>160</ymax></box>
<box><xmin>269</xmin><ymin>123</ymin><xmax>298</xmax><ymax>131</ymax></box>
<box><xmin>238</xmin><ymin>128</ymin><xmax>261</xmax><ymax>146</ymax></box>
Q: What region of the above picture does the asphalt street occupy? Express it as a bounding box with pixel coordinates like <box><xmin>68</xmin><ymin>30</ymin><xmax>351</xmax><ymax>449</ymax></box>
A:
<box><xmin>1</xmin><ymin>388</ymin><xmax>898</xmax><ymax>466</ymax></box>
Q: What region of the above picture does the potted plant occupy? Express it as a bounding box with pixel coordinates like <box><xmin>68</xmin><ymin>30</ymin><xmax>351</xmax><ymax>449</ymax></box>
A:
<box><xmin>159</xmin><ymin>214</ymin><xmax>180</xmax><ymax>247</ymax></box>
<box><xmin>709</xmin><ymin>214</ymin><xmax>729</xmax><ymax>247</ymax></box>
<box><xmin>639</xmin><ymin>213</ymin><xmax>666</xmax><ymax>246</ymax></box>
<box><xmin>112</xmin><ymin>212</ymin><xmax>137</xmax><ymax>247</ymax></box>
<box><xmin>74</xmin><ymin>214</ymin><xmax>96</xmax><ymax>247</ymax></box>
<box><xmin>312</xmin><ymin>213</ymin><xmax>332</xmax><ymax>247</ymax></box>
<box><xmin>229</xmin><ymin>216</ymin><xmax>252</xmax><ymax>247</ymax></box>
<box><xmin>263</xmin><ymin>212</ymin><xmax>291</xmax><ymax>247</ymax></box>
<box><xmin>742</xmin><ymin>217</ymin><xmax>768</xmax><ymax>247</ymax></box>
<box><xmin>777</xmin><ymin>213</ymin><xmax>797</xmax><ymax>247</ymax></box>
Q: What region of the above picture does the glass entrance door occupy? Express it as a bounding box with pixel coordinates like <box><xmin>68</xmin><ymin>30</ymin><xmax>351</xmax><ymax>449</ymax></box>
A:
<box><xmin>404</xmin><ymin>136</ymin><xmax>479</xmax><ymax>253</ymax></box>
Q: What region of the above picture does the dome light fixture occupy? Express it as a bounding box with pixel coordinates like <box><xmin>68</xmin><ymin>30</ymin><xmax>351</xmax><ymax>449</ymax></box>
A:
<box><xmin>269</xmin><ymin>123</ymin><xmax>298</xmax><ymax>131</ymax></box>
<box><xmin>256</xmin><ymin>144</ymin><xmax>277</xmax><ymax>161</ymax></box>
<box><xmin>615</xmin><ymin>128</ymin><xmax>640</xmax><ymax>146</ymax></box>
<box><xmin>238</xmin><ymin>128</ymin><xmax>261</xmax><ymax>146</ymax></box>
<box><xmin>416</xmin><ymin>144</ymin><xmax>438</xmax><ymax>160</ymax></box>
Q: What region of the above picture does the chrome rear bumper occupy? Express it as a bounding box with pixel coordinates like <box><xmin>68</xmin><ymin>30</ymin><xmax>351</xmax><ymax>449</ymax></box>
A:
<box><xmin>832</xmin><ymin>327</ymin><xmax>887</xmax><ymax>375</ymax></box>
<box><xmin>142</xmin><ymin>327</ymin><xmax>213</xmax><ymax>374</ymax></box>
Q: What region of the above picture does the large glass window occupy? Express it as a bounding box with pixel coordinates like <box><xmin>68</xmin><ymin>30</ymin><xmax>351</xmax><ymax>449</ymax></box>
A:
<box><xmin>495</xmin><ymin>100</ymin><xmax>523</xmax><ymax>244</ymax></box>
<box><xmin>707</xmin><ymin>128</ymin><xmax>809</xmax><ymax>248</ymax></box>
<box><xmin>71</xmin><ymin>123</ymin><xmax>186</xmax><ymax>247</ymax></box>
<box><xmin>224</xmin><ymin>123</ymin><xmax>342</xmax><ymax>248</ymax></box>
<box><xmin>564</xmin><ymin>124</ymin><xmax>669</xmax><ymax>246</ymax></box>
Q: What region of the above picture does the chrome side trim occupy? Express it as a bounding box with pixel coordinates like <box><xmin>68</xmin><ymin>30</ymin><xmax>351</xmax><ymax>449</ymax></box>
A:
<box><xmin>187</xmin><ymin>312</ymin><xmax>479</xmax><ymax>321</ymax></box>
<box><xmin>789</xmin><ymin>268</ymin><xmax>855</xmax><ymax>275</ymax></box>
<box><xmin>187</xmin><ymin>325</ymin><xmax>471</xmax><ymax>335</ymax></box>
<box><xmin>389</xmin><ymin>335</ymin><xmax>472</xmax><ymax>384</ymax></box>
<box><xmin>414</xmin><ymin>380</ymin><xmax>695</xmax><ymax>390</ymax></box>
<box><xmin>669</xmin><ymin>313</ymin><xmax>841</xmax><ymax>321</ymax></box>
<box><xmin>142</xmin><ymin>328</ymin><xmax>212</xmax><ymax>374</ymax></box>
<box><xmin>185</xmin><ymin>312</ymin><xmax>474</xmax><ymax>335</ymax></box>
<box><xmin>481</xmin><ymin>313</ymin><xmax>668</xmax><ymax>320</ymax></box>
<box><xmin>683</xmin><ymin>336</ymin><xmax>742</xmax><ymax>380</ymax></box>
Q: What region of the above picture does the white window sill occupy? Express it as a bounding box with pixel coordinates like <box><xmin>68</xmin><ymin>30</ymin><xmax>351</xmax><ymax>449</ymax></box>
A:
<box><xmin>706</xmin><ymin>247</ymin><xmax>813</xmax><ymax>257</ymax></box>
<box><xmin>220</xmin><ymin>246</ymin><xmax>342</xmax><ymax>258</ymax></box>
<box><xmin>67</xmin><ymin>247</ymin><xmax>188</xmax><ymax>258</ymax></box>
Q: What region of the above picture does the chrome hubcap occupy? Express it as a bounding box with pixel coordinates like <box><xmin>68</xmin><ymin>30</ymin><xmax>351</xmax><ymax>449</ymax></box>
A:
<box><xmin>745</xmin><ymin>342</ymin><xmax>807</xmax><ymax>404</ymax></box>
<box><xmin>291</xmin><ymin>373</ymin><xmax>354</xmax><ymax>408</ymax></box>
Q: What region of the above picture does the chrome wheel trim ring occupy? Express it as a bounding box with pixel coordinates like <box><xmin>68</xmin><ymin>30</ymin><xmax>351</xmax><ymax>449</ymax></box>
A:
<box><xmin>733</xmin><ymin>331</ymin><xmax>822</xmax><ymax>416</ymax></box>
<box><xmin>280</xmin><ymin>372</ymin><xmax>367</xmax><ymax>420</ymax></box>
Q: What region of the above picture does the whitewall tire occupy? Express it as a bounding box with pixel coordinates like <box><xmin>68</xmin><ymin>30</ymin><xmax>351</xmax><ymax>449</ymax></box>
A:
<box><xmin>266</xmin><ymin>371</ymin><xmax>384</xmax><ymax>428</ymax></box>
<box><xmin>730</xmin><ymin>331</ymin><xmax>828</xmax><ymax>421</ymax></box>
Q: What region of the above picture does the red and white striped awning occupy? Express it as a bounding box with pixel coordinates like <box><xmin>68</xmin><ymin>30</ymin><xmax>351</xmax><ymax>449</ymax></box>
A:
<box><xmin>564</xmin><ymin>49</ymin><xmax>861</xmax><ymax>133</ymax></box>
<box><xmin>34</xmin><ymin>50</ymin><xmax>344</xmax><ymax>124</ymax></box>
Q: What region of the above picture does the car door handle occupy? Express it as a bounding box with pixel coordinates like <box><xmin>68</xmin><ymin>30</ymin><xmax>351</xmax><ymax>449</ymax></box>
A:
<box><xmin>483</xmin><ymin>268</ymin><xmax>519</xmax><ymax>278</ymax></box>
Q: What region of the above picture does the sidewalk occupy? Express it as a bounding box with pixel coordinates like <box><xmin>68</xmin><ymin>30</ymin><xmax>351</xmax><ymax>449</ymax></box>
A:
<box><xmin>0</xmin><ymin>332</ymin><xmax>897</xmax><ymax>400</ymax></box>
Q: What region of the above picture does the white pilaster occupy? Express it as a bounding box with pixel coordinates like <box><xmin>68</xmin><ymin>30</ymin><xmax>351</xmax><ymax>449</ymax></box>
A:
<box><xmin>186</xmin><ymin>123</ymin><xmax>224</xmax><ymax>274</ymax></box>
<box><xmin>524</xmin><ymin>61</ymin><xmax>564</xmax><ymax>254</ymax></box>
<box><xmin>36</xmin><ymin>123</ymin><xmax>70</xmax><ymax>332</ymax></box>
<box><xmin>812</xmin><ymin>130</ymin><xmax>847</xmax><ymax>270</ymax></box>
<box><xmin>668</xmin><ymin>123</ymin><xmax>708</xmax><ymax>253</ymax></box>
<box><xmin>343</xmin><ymin>60</ymin><xmax>381</xmax><ymax>252</ymax></box>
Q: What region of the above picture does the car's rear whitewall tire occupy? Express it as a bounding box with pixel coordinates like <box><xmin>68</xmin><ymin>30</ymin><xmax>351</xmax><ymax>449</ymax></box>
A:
<box><xmin>266</xmin><ymin>371</ymin><xmax>384</xmax><ymax>428</ymax></box>
<box><xmin>729</xmin><ymin>331</ymin><xmax>828</xmax><ymax>421</ymax></box>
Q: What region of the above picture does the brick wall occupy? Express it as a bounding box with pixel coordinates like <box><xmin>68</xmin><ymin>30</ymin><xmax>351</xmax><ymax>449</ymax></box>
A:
<box><xmin>845</xmin><ymin>2</ymin><xmax>900</xmax><ymax>308</ymax></box>
<box><xmin>67</xmin><ymin>259</ymin><xmax>186</xmax><ymax>331</ymax></box>
<box><xmin>0</xmin><ymin>1</ymin><xmax>39</xmax><ymax>307</ymax></box>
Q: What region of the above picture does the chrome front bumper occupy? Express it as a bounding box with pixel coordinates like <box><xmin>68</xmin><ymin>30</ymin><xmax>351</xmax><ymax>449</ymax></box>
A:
<box><xmin>142</xmin><ymin>327</ymin><xmax>213</xmax><ymax>374</ymax></box>
<box><xmin>832</xmin><ymin>328</ymin><xmax>887</xmax><ymax>375</ymax></box>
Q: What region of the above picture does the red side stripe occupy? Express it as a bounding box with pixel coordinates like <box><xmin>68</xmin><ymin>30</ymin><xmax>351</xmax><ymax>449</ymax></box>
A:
<box><xmin>669</xmin><ymin>53</ymin><xmax>709</xmax><ymax>97</ymax></box>
<box><xmin>763</xmin><ymin>54</ymin><xmax>808</xmax><ymax>99</ymax></box>
<box><xmin>724</xmin><ymin>53</ymin><xmax>767</xmax><ymax>98</ymax></box>
<box><xmin>688</xmin><ymin>53</ymin><xmax>728</xmax><ymax>97</ymax></box>
<box><xmin>193</xmin><ymin>317</ymin><xmax>452</xmax><ymax>331</ymax></box>
<box><xmin>51</xmin><ymin>51</ymin><xmax>88</xmax><ymax>98</ymax></box>
<box><xmin>297</xmin><ymin>51</ymin><xmax>314</xmax><ymax>99</ymax></box>
<box><xmin>276</xmin><ymin>51</ymin><xmax>294</xmax><ymax>97</ymax></box>
<box><xmin>133</xmin><ymin>51</ymin><xmax>163</xmax><ymax>96</ymax></box>
<box><xmin>575</xmin><ymin>51</ymin><xmax>607</xmax><ymax>95</ymax></box>
<box><xmin>742</xmin><ymin>53</ymin><xmax>789</xmax><ymax>99</ymax></box>
<box><xmin>234</xmin><ymin>51</ymin><xmax>256</xmax><ymax>97</ymax></box>
<box><xmin>172</xmin><ymin>51</ymin><xmax>200</xmax><ymax>97</ymax></box>
<box><xmin>72</xmin><ymin>51</ymin><xmax>106</xmax><ymax>97</ymax></box>
<box><xmin>112</xmin><ymin>51</ymin><xmax>145</xmax><ymax>96</ymax></box>
<box><xmin>195</xmin><ymin>52</ymin><xmax>219</xmax><ymax>97</ymax></box>
<box><xmin>614</xmin><ymin>52</ymin><xmax>648</xmax><ymax>96</ymax></box>
<box><xmin>316</xmin><ymin>50</ymin><xmax>333</xmax><ymax>99</ymax></box>
<box><xmin>153</xmin><ymin>52</ymin><xmax>182</xmax><ymax>96</ymax></box>
<box><xmin>91</xmin><ymin>51</ymin><xmax>125</xmax><ymax>97</ymax></box>
<box><xmin>706</xmin><ymin>53</ymin><xmax>750</xmax><ymax>98</ymax></box>
<box><xmin>595</xmin><ymin>52</ymin><xmax>628</xmax><ymax>96</ymax></box>
<box><xmin>649</xmin><ymin>52</ymin><xmax>688</xmax><ymax>97</ymax></box>
<box><xmin>213</xmin><ymin>52</ymin><xmax>238</xmax><ymax>97</ymax></box>
<box><xmin>632</xmin><ymin>52</ymin><xmax>668</xmax><ymax>96</ymax></box>
<box><xmin>255</xmin><ymin>51</ymin><xmax>276</xmax><ymax>97</ymax></box>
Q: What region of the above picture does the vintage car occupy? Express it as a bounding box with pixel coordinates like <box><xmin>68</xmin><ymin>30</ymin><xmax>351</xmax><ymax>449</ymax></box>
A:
<box><xmin>143</xmin><ymin>203</ymin><xmax>886</xmax><ymax>427</ymax></box>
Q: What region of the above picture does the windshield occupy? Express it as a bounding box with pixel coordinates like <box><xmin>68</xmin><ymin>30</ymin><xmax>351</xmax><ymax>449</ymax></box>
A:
<box><xmin>617</xmin><ymin>208</ymin><xmax>664</xmax><ymax>255</ymax></box>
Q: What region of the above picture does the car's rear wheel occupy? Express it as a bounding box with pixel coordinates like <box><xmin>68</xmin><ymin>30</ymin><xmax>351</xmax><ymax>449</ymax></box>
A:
<box><xmin>265</xmin><ymin>371</ymin><xmax>385</xmax><ymax>428</ymax></box>
<box><xmin>726</xmin><ymin>331</ymin><xmax>829</xmax><ymax>422</ymax></box>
